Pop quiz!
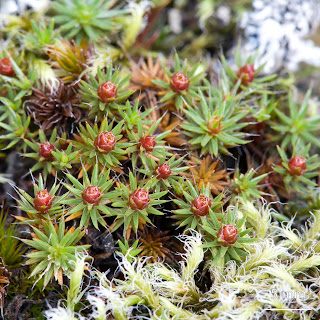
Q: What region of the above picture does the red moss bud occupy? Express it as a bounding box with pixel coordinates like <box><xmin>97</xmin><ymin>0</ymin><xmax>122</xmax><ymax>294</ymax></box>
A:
<box><xmin>191</xmin><ymin>195</ymin><xmax>211</xmax><ymax>217</ymax></box>
<box><xmin>97</xmin><ymin>81</ymin><xmax>117</xmax><ymax>102</ymax></box>
<box><xmin>34</xmin><ymin>190</ymin><xmax>52</xmax><ymax>214</ymax></box>
<box><xmin>39</xmin><ymin>142</ymin><xmax>55</xmax><ymax>161</ymax></box>
<box><xmin>237</xmin><ymin>64</ymin><xmax>255</xmax><ymax>86</ymax></box>
<box><xmin>288</xmin><ymin>156</ymin><xmax>307</xmax><ymax>176</ymax></box>
<box><xmin>129</xmin><ymin>188</ymin><xmax>150</xmax><ymax>210</ymax></box>
<box><xmin>82</xmin><ymin>186</ymin><xmax>102</xmax><ymax>205</ymax></box>
<box><xmin>0</xmin><ymin>57</ymin><xmax>15</xmax><ymax>77</ymax></box>
<box><xmin>139</xmin><ymin>136</ymin><xmax>156</xmax><ymax>151</ymax></box>
<box><xmin>94</xmin><ymin>132</ymin><xmax>116</xmax><ymax>153</ymax></box>
<box><xmin>155</xmin><ymin>163</ymin><xmax>172</xmax><ymax>180</ymax></box>
<box><xmin>218</xmin><ymin>225</ymin><xmax>238</xmax><ymax>247</ymax></box>
<box><xmin>171</xmin><ymin>72</ymin><xmax>190</xmax><ymax>92</ymax></box>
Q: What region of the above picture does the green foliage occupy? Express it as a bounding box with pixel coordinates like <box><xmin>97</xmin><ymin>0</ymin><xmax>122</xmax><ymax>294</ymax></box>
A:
<box><xmin>117</xmin><ymin>239</ymin><xmax>142</xmax><ymax>263</ymax></box>
<box><xmin>15</xmin><ymin>174</ymin><xmax>66</xmax><ymax>226</ymax></box>
<box><xmin>117</xmin><ymin>100</ymin><xmax>153</xmax><ymax>131</ymax></box>
<box><xmin>79</xmin><ymin>66</ymin><xmax>134</xmax><ymax>118</ymax></box>
<box><xmin>230</xmin><ymin>168</ymin><xmax>267</xmax><ymax>203</ymax></box>
<box><xmin>0</xmin><ymin>209</ymin><xmax>24</xmax><ymax>268</ymax></box>
<box><xmin>274</xmin><ymin>144</ymin><xmax>320</xmax><ymax>193</ymax></box>
<box><xmin>0</xmin><ymin>96</ymin><xmax>32</xmax><ymax>151</ymax></box>
<box><xmin>126</xmin><ymin>119</ymin><xmax>171</xmax><ymax>168</ymax></box>
<box><xmin>3</xmin><ymin>5</ymin><xmax>320</xmax><ymax>319</ymax></box>
<box><xmin>53</xmin><ymin>0</ymin><xmax>127</xmax><ymax>43</ymax></box>
<box><xmin>111</xmin><ymin>172</ymin><xmax>168</xmax><ymax>235</ymax></box>
<box><xmin>24</xmin><ymin>129</ymin><xmax>60</xmax><ymax>179</ymax></box>
<box><xmin>172</xmin><ymin>180</ymin><xmax>223</xmax><ymax>231</ymax></box>
<box><xmin>248</xmin><ymin>92</ymin><xmax>278</xmax><ymax>123</ymax></box>
<box><xmin>181</xmin><ymin>91</ymin><xmax>249</xmax><ymax>156</ymax></box>
<box><xmin>72</xmin><ymin>118</ymin><xmax>131</xmax><ymax>170</ymax></box>
<box><xmin>221</xmin><ymin>47</ymin><xmax>277</xmax><ymax>94</ymax></box>
<box><xmin>0</xmin><ymin>55</ymin><xmax>36</xmax><ymax>100</ymax></box>
<box><xmin>171</xmin><ymin>176</ymin><xmax>189</xmax><ymax>198</ymax></box>
<box><xmin>23</xmin><ymin>19</ymin><xmax>58</xmax><ymax>51</ymax></box>
<box><xmin>271</xmin><ymin>90</ymin><xmax>320</xmax><ymax>149</ymax></box>
<box><xmin>52</xmin><ymin>143</ymin><xmax>79</xmax><ymax>171</ymax></box>
<box><xmin>139</xmin><ymin>152</ymin><xmax>189</xmax><ymax>192</ymax></box>
<box><xmin>66</xmin><ymin>257</ymin><xmax>87</xmax><ymax>312</ymax></box>
<box><xmin>21</xmin><ymin>217</ymin><xmax>89</xmax><ymax>288</ymax></box>
<box><xmin>202</xmin><ymin>205</ymin><xmax>255</xmax><ymax>265</ymax></box>
<box><xmin>62</xmin><ymin>164</ymin><xmax>118</xmax><ymax>228</ymax></box>
<box><xmin>152</xmin><ymin>53</ymin><xmax>204</xmax><ymax>110</ymax></box>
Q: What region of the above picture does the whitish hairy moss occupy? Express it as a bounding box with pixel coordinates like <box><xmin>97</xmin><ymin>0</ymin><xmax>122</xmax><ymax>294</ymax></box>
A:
<box><xmin>239</xmin><ymin>199</ymin><xmax>273</xmax><ymax>238</ymax></box>
<box><xmin>238</xmin><ymin>239</ymin><xmax>288</xmax><ymax>274</ymax></box>
<box><xmin>88</xmin><ymin>286</ymin><xmax>128</xmax><ymax>320</ymax></box>
<box><xmin>44</xmin><ymin>305</ymin><xmax>81</xmax><ymax>320</ymax></box>
<box><xmin>30</xmin><ymin>57</ymin><xmax>59</xmax><ymax>91</ymax></box>
<box><xmin>86</xmin><ymin>295</ymin><xmax>107</xmax><ymax>320</ymax></box>
<box><xmin>44</xmin><ymin>202</ymin><xmax>320</xmax><ymax>320</ymax></box>
<box><xmin>276</xmin><ymin>218</ymin><xmax>303</xmax><ymax>249</ymax></box>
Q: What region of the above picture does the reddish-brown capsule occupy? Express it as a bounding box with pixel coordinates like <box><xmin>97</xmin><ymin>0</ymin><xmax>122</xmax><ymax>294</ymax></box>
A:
<box><xmin>237</xmin><ymin>64</ymin><xmax>255</xmax><ymax>86</ymax></box>
<box><xmin>82</xmin><ymin>186</ymin><xmax>102</xmax><ymax>205</ymax></box>
<box><xmin>207</xmin><ymin>116</ymin><xmax>222</xmax><ymax>135</ymax></box>
<box><xmin>171</xmin><ymin>72</ymin><xmax>190</xmax><ymax>93</ymax></box>
<box><xmin>191</xmin><ymin>195</ymin><xmax>211</xmax><ymax>217</ymax></box>
<box><xmin>97</xmin><ymin>81</ymin><xmax>117</xmax><ymax>102</ymax></box>
<box><xmin>129</xmin><ymin>188</ymin><xmax>150</xmax><ymax>210</ymax></box>
<box><xmin>218</xmin><ymin>225</ymin><xmax>238</xmax><ymax>247</ymax></box>
<box><xmin>34</xmin><ymin>190</ymin><xmax>52</xmax><ymax>214</ymax></box>
<box><xmin>39</xmin><ymin>142</ymin><xmax>55</xmax><ymax>161</ymax></box>
<box><xmin>288</xmin><ymin>156</ymin><xmax>307</xmax><ymax>176</ymax></box>
<box><xmin>155</xmin><ymin>163</ymin><xmax>172</xmax><ymax>180</ymax></box>
<box><xmin>0</xmin><ymin>57</ymin><xmax>15</xmax><ymax>77</ymax></box>
<box><xmin>139</xmin><ymin>136</ymin><xmax>156</xmax><ymax>151</ymax></box>
<box><xmin>94</xmin><ymin>132</ymin><xmax>116</xmax><ymax>153</ymax></box>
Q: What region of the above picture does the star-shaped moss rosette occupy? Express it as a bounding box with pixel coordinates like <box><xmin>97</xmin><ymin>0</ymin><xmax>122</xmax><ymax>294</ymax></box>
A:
<box><xmin>274</xmin><ymin>144</ymin><xmax>320</xmax><ymax>193</ymax></box>
<box><xmin>52</xmin><ymin>0</ymin><xmax>127</xmax><ymax>43</ymax></box>
<box><xmin>139</xmin><ymin>151</ymin><xmax>189</xmax><ymax>192</ymax></box>
<box><xmin>0</xmin><ymin>95</ymin><xmax>33</xmax><ymax>151</ymax></box>
<box><xmin>62</xmin><ymin>164</ymin><xmax>118</xmax><ymax>229</ymax></box>
<box><xmin>110</xmin><ymin>172</ymin><xmax>168</xmax><ymax>238</ymax></box>
<box><xmin>0</xmin><ymin>209</ymin><xmax>26</xmax><ymax>270</ymax></box>
<box><xmin>72</xmin><ymin>118</ymin><xmax>131</xmax><ymax>174</ymax></box>
<box><xmin>116</xmin><ymin>100</ymin><xmax>153</xmax><ymax>131</ymax></box>
<box><xmin>171</xmin><ymin>176</ymin><xmax>189</xmax><ymax>198</ymax></box>
<box><xmin>180</xmin><ymin>155</ymin><xmax>230</xmax><ymax>196</ymax></box>
<box><xmin>151</xmin><ymin>53</ymin><xmax>204</xmax><ymax>110</ymax></box>
<box><xmin>137</xmin><ymin>226</ymin><xmax>177</xmax><ymax>264</ymax></box>
<box><xmin>21</xmin><ymin>217</ymin><xmax>89</xmax><ymax>288</ymax></box>
<box><xmin>230</xmin><ymin>168</ymin><xmax>268</xmax><ymax>203</ymax></box>
<box><xmin>79</xmin><ymin>66</ymin><xmax>134</xmax><ymax>118</ymax></box>
<box><xmin>172</xmin><ymin>180</ymin><xmax>223</xmax><ymax>232</ymax></box>
<box><xmin>270</xmin><ymin>90</ymin><xmax>320</xmax><ymax>150</ymax></box>
<box><xmin>15</xmin><ymin>174</ymin><xmax>66</xmax><ymax>227</ymax></box>
<box><xmin>51</xmin><ymin>143</ymin><xmax>79</xmax><ymax>171</ymax></box>
<box><xmin>202</xmin><ymin>206</ymin><xmax>255</xmax><ymax>266</ymax></box>
<box><xmin>48</xmin><ymin>39</ymin><xmax>94</xmax><ymax>83</ymax></box>
<box><xmin>248</xmin><ymin>92</ymin><xmax>278</xmax><ymax>124</ymax></box>
<box><xmin>24</xmin><ymin>129</ymin><xmax>62</xmax><ymax>179</ymax></box>
<box><xmin>126</xmin><ymin>119</ymin><xmax>171</xmax><ymax>168</ymax></box>
<box><xmin>116</xmin><ymin>239</ymin><xmax>142</xmax><ymax>263</ymax></box>
<box><xmin>0</xmin><ymin>55</ymin><xmax>36</xmax><ymax>100</ymax></box>
<box><xmin>181</xmin><ymin>91</ymin><xmax>249</xmax><ymax>156</ymax></box>
<box><xmin>23</xmin><ymin>19</ymin><xmax>57</xmax><ymax>52</ymax></box>
<box><xmin>221</xmin><ymin>48</ymin><xmax>277</xmax><ymax>94</ymax></box>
